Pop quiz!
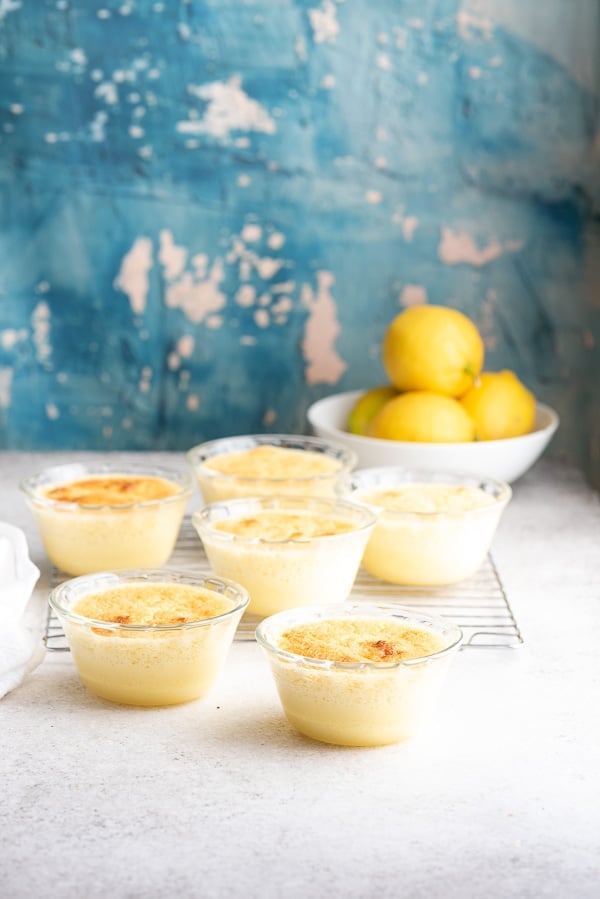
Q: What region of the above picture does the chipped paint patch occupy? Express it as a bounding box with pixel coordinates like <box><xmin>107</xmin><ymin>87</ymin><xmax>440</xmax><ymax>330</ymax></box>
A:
<box><xmin>178</xmin><ymin>76</ymin><xmax>276</xmax><ymax>139</ymax></box>
<box><xmin>393</xmin><ymin>213</ymin><xmax>419</xmax><ymax>242</ymax></box>
<box><xmin>164</xmin><ymin>260</ymin><xmax>226</xmax><ymax>324</ymax></box>
<box><xmin>267</xmin><ymin>232</ymin><xmax>285</xmax><ymax>250</ymax></box>
<box><xmin>582</xmin><ymin>330</ymin><xmax>595</xmax><ymax>349</ymax></box>
<box><xmin>31</xmin><ymin>302</ymin><xmax>52</xmax><ymax>365</ymax></box>
<box><xmin>479</xmin><ymin>289</ymin><xmax>499</xmax><ymax>350</ymax></box>
<box><xmin>438</xmin><ymin>227</ymin><xmax>523</xmax><ymax>266</ymax></box>
<box><xmin>241</xmin><ymin>224</ymin><xmax>262</xmax><ymax>242</ymax></box>
<box><xmin>376</xmin><ymin>52</ymin><xmax>393</xmax><ymax>72</ymax></box>
<box><xmin>456</xmin><ymin>8</ymin><xmax>494</xmax><ymax>41</ymax></box>
<box><xmin>235</xmin><ymin>284</ymin><xmax>257</xmax><ymax>307</ymax></box>
<box><xmin>0</xmin><ymin>368</ymin><xmax>13</xmax><ymax>409</ymax></box>
<box><xmin>94</xmin><ymin>82</ymin><xmax>119</xmax><ymax>105</ymax></box>
<box><xmin>89</xmin><ymin>110</ymin><xmax>109</xmax><ymax>142</ymax></box>
<box><xmin>308</xmin><ymin>1</ymin><xmax>339</xmax><ymax>45</ymax></box>
<box><xmin>0</xmin><ymin>0</ymin><xmax>21</xmax><ymax>21</ymax></box>
<box><xmin>254</xmin><ymin>308</ymin><xmax>270</xmax><ymax>328</ymax></box>
<box><xmin>301</xmin><ymin>272</ymin><xmax>346</xmax><ymax>385</ymax></box>
<box><xmin>114</xmin><ymin>237</ymin><xmax>153</xmax><ymax>315</ymax></box>
<box><xmin>1</xmin><ymin>329</ymin><xmax>28</xmax><ymax>350</ymax></box>
<box><xmin>227</xmin><ymin>237</ymin><xmax>287</xmax><ymax>282</ymax></box>
<box><xmin>399</xmin><ymin>285</ymin><xmax>428</xmax><ymax>307</ymax></box>
<box><xmin>159</xmin><ymin>229</ymin><xmax>187</xmax><ymax>280</ymax></box>
<box><xmin>177</xmin><ymin>335</ymin><xmax>195</xmax><ymax>358</ymax></box>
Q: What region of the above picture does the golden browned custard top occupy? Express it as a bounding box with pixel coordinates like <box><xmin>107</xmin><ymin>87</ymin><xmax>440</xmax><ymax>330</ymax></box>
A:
<box><xmin>203</xmin><ymin>445</ymin><xmax>341</xmax><ymax>478</ymax></box>
<box><xmin>358</xmin><ymin>483</ymin><xmax>495</xmax><ymax>514</ymax></box>
<box><xmin>278</xmin><ymin>618</ymin><xmax>446</xmax><ymax>663</ymax></box>
<box><xmin>44</xmin><ymin>475</ymin><xmax>180</xmax><ymax>506</ymax></box>
<box><xmin>213</xmin><ymin>511</ymin><xmax>355</xmax><ymax>541</ymax></box>
<box><xmin>73</xmin><ymin>583</ymin><xmax>234</xmax><ymax>626</ymax></box>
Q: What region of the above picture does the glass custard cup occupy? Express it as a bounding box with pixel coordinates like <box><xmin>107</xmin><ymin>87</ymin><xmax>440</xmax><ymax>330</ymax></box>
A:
<box><xmin>256</xmin><ymin>602</ymin><xmax>462</xmax><ymax>746</ymax></box>
<box><xmin>186</xmin><ymin>434</ymin><xmax>357</xmax><ymax>502</ymax></box>
<box><xmin>20</xmin><ymin>463</ymin><xmax>194</xmax><ymax>575</ymax></box>
<box><xmin>192</xmin><ymin>496</ymin><xmax>376</xmax><ymax>618</ymax></box>
<box><xmin>49</xmin><ymin>570</ymin><xmax>249</xmax><ymax>706</ymax></box>
<box><xmin>342</xmin><ymin>468</ymin><xmax>512</xmax><ymax>586</ymax></box>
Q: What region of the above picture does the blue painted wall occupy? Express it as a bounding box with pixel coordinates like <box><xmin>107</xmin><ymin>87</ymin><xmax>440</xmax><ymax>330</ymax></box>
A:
<box><xmin>1</xmin><ymin>1</ymin><xmax>599</xmax><ymax>482</ymax></box>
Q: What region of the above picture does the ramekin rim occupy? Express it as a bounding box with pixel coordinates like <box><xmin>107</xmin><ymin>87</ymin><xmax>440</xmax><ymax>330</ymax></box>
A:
<box><xmin>340</xmin><ymin>467</ymin><xmax>512</xmax><ymax>516</ymax></box>
<box><xmin>20</xmin><ymin>462</ymin><xmax>195</xmax><ymax>511</ymax></box>
<box><xmin>186</xmin><ymin>433</ymin><xmax>357</xmax><ymax>483</ymax></box>
<box><xmin>255</xmin><ymin>602</ymin><xmax>463</xmax><ymax>669</ymax></box>
<box><xmin>48</xmin><ymin>568</ymin><xmax>250</xmax><ymax>631</ymax></box>
<box><xmin>191</xmin><ymin>495</ymin><xmax>377</xmax><ymax>545</ymax></box>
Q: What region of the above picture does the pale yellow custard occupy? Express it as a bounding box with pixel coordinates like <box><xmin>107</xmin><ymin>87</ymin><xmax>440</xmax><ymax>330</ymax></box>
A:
<box><xmin>29</xmin><ymin>472</ymin><xmax>190</xmax><ymax>575</ymax></box>
<box><xmin>257</xmin><ymin>610</ymin><xmax>460</xmax><ymax>747</ymax></box>
<box><xmin>63</xmin><ymin>582</ymin><xmax>241</xmax><ymax>706</ymax></box>
<box><xmin>278</xmin><ymin>618</ymin><xmax>445</xmax><ymax>662</ymax></box>
<box><xmin>193</xmin><ymin>500</ymin><xmax>375</xmax><ymax>618</ymax></box>
<box><xmin>74</xmin><ymin>582</ymin><xmax>233</xmax><ymax>626</ymax></box>
<box><xmin>214</xmin><ymin>511</ymin><xmax>355</xmax><ymax>541</ymax></box>
<box><xmin>44</xmin><ymin>475</ymin><xmax>179</xmax><ymax>506</ymax></box>
<box><xmin>361</xmin><ymin>484</ymin><xmax>495</xmax><ymax>514</ymax></box>
<box><xmin>203</xmin><ymin>445</ymin><xmax>341</xmax><ymax>478</ymax></box>
<box><xmin>354</xmin><ymin>482</ymin><xmax>508</xmax><ymax>586</ymax></box>
<box><xmin>195</xmin><ymin>445</ymin><xmax>345</xmax><ymax>501</ymax></box>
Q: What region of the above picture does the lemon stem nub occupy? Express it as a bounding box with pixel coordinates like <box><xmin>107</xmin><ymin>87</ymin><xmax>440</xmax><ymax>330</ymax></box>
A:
<box><xmin>464</xmin><ymin>364</ymin><xmax>481</xmax><ymax>387</ymax></box>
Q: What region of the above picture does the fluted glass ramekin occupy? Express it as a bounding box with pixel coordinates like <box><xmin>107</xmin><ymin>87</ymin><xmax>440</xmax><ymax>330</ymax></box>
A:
<box><xmin>21</xmin><ymin>463</ymin><xmax>194</xmax><ymax>575</ymax></box>
<box><xmin>186</xmin><ymin>434</ymin><xmax>357</xmax><ymax>502</ymax></box>
<box><xmin>49</xmin><ymin>569</ymin><xmax>249</xmax><ymax>706</ymax></box>
<box><xmin>341</xmin><ymin>468</ymin><xmax>511</xmax><ymax>586</ymax></box>
<box><xmin>192</xmin><ymin>495</ymin><xmax>376</xmax><ymax>618</ymax></box>
<box><xmin>256</xmin><ymin>602</ymin><xmax>462</xmax><ymax>746</ymax></box>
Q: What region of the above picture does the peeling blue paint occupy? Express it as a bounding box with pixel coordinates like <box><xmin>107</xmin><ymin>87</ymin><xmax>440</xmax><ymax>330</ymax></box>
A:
<box><xmin>0</xmin><ymin>1</ymin><xmax>598</xmax><ymax>483</ymax></box>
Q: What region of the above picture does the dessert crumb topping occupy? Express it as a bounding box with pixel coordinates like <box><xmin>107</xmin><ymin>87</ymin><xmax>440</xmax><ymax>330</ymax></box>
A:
<box><xmin>278</xmin><ymin>618</ymin><xmax>447</xmax><ymax>663</ymax></box>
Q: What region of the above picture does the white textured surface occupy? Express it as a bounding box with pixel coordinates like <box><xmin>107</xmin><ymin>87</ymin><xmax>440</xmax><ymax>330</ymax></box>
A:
<box><xmin>1</xmin><ymin>452</ymin><xmax>599</xmax><ymax>899</ymax></box>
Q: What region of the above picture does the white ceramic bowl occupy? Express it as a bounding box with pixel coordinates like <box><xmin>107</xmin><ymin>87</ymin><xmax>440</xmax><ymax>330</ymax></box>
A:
<box><xmin>307</xmin><ymin>390</ymin><xmax>559</xmax><ymax>484</ymax></box>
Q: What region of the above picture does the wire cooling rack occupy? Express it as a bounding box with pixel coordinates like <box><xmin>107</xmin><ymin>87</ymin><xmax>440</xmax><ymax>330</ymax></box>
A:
<box><xmin>44</xmin><ymin>518</ymin><xmax>523</xmax><ymax>651</ymax></box>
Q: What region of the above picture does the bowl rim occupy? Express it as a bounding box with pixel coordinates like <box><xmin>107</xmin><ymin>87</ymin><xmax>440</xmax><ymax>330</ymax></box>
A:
<box><xmin>255</xmin><ymin>601</ymin><xmax>463</xmax><ymax>669</ymax></box>
<box><xmin>192</xmin><ymin>494</ymin><xmax>377</xmax><ymax>545</ymax></box>
<box><xmin>307</xmin><ymin>390</ymin><xmax>560</xmax><ymax>448</ymax></box>
<box><xmin>186</xmin><ymin>433</ymin><xmax>357</xmax><ymax>485</ymax></box>
<box><xmin>342</xmin><ymin>467</ymin><xmax>512</xmax><ymax>516</ymax></box>
<box><xmin>49</xmin><ymin>568</ymin><xmax>250</xmax><ymax>632</ymax></box>
<box><xmin>20</xmin><ymin>462</ymin><xmax>195</xmax><ymax>512</ymax></box>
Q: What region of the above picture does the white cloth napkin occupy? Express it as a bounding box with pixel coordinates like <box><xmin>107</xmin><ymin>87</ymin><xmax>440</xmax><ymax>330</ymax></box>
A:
<box><xmin>0</xmin><ymin>522</ymin><xmax>43</xmax><ymax>699</ymax></box>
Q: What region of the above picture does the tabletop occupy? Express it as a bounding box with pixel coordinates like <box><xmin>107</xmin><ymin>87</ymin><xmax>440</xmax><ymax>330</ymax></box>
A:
<box><xmin>1</xmin><ymin>451</ymin><xmax>599</xmax><ymax>899</ymax></box>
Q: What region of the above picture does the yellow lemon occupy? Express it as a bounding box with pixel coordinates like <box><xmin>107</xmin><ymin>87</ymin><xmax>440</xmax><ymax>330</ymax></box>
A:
<box><xmin>347</xmin><ymin>385</ymin><xmax>398</xmax><ymax>435</ymax></box>
<box><xmin>368</xmin><ymin>391</ymin><xmax>475</xmax><ymax>443</ymax></box>
<box><xmin>382</xmin><ymin>305</ymin><xmax>484</xmax><ymax>397</ymax></box>
<box><xmin>460</xmin><ymin>370</ymin><xmax>536</xmax><ymax>440</ymax></box>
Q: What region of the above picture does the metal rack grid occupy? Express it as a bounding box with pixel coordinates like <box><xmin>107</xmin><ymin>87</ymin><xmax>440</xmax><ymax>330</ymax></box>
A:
<box><xmin>45</xmin><ymin>517</ymin><xmax>523</xmax><ymax>651</ymax></box>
